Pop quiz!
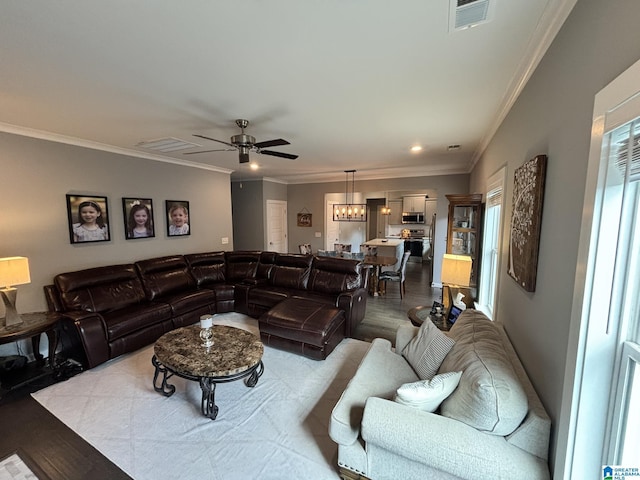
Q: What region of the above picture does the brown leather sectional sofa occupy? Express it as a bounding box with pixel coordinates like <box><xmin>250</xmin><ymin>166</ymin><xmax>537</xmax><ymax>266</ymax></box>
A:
<box><xmin>44</xmin><ymin>251</ymin><xmax>369</xmax><ymax>369</ymax></box>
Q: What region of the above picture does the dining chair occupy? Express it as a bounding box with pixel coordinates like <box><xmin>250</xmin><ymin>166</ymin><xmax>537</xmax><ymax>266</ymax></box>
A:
<box><xmin>299</xmin><ymin>244</ymin><xmax>312</xmax><ymax>255</ymax></box>
<box><xmin>360</xmin><ymin>245</ymin><xmax>378</xmax><ymax>256</ymax></box>
<box><xmin>378</xmin><ymin>251</ymin><xmax>411</xmax><ymax>299</ymax></box>
<box><xmin>334</xmin><ymin>243</ymin><xmax>352</xmax><ymax>253</ymax></box>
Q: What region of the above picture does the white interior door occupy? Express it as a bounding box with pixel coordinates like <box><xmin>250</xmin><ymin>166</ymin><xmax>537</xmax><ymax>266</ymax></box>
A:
<box><xmin>326</xmin><ymin>200</ymin><xmax>340</xmax><ymax>250</ymax></box>
<box><xmin>266</xmin><ymin>200</ymin><xmax>287</xmax><ymax>252</ymax></box>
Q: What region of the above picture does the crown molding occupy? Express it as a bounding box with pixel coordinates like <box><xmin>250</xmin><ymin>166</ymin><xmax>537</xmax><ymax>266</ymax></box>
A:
<box><xmin>0</xmin><ymin>122</ymin><xmax>234</xmax><ymax>175</ymax></box>
<box><xmin>471</xmin><ymin>0</ymin><xmax>578</xmax><ymax>167</ymax></box>
<box><xmin>275</xmin><ymin>163</ymin><xmax>471</xmax><ymax>184</ymax></box>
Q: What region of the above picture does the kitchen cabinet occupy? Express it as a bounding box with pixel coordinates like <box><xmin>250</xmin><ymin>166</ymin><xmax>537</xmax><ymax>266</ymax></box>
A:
<box><xmin>446</xmin><ymin>193</ymin><xmax>483</xmax><ymax>287</ymax></box>
<box><xmin>402</xmin><ymin>195</ymin><xmax>426</xmax><ymax>213</ymax></box>
<box><xmin>387</xmin><ymin>200</ymin><xmax>403</xmax><ymax>225</ymax></box>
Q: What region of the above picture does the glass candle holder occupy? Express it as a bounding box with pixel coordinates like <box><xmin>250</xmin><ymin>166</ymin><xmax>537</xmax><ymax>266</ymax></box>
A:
<box><xmin>199</xmin><ymin>315</ymin><xmax>214</xmax><ymax>348</ymax></box>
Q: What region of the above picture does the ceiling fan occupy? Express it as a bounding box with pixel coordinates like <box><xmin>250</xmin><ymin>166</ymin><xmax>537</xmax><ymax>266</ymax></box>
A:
<box><xmin>186</xmin><ymin>119</ymin><xmax>298</xmax><ymax>163</ymax></box>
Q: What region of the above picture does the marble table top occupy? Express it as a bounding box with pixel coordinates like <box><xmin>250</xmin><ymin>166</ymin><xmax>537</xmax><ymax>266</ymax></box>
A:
<box><xmin>154</xmin><ymin>325</ymin><xmax>264</xmax><ymax>378</ymax></box>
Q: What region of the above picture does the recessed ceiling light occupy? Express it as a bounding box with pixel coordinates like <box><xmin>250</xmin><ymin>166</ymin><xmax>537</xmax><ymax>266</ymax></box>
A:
<box><xmin>410</xmin><ymin>145</ymin><xmax>423</xmax><ymax>153</ymax></box>
<box><xmin>250</xmin><ymin>163</ymin><xmax>259</xmax><ymax>170</ymax></box>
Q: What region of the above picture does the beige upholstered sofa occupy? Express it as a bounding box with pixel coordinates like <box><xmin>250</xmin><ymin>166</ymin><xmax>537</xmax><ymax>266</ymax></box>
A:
<box><xmin>329</xmin><ymin>310</ymin><xmax>551</xmax><ymax>480</ymax></box>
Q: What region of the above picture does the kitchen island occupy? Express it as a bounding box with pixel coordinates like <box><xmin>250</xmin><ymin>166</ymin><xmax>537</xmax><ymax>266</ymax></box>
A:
<box><xmin>361</xmin><ymin>238</ymin><xmax>404</xmax><ymax>270</ymax></box>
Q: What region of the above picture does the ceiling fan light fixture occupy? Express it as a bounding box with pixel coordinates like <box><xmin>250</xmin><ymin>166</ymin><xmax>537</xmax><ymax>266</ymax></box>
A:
<box><xmin>333</xmin><ymin>170</ymin><xmax>367</xmax><ymax>222</ymax></box>
<box><xmin>188</xmin><ymin>119</ymin><xmax>298</xmax><ymax>163</ymax></box>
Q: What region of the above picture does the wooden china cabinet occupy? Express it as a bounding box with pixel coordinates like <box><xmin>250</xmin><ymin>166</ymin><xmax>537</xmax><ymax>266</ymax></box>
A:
<box><xmin>445</xmin><ymin>194</ymin><xmax>484</xmax><ymax>289</ymax></box>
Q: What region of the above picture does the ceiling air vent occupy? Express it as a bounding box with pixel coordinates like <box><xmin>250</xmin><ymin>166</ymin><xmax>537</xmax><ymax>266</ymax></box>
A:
<box><xmin>450</xmin><ymin>0</ymin><xmax>493</xmax><ymax>31</ymax></box>
<box><xmin>136</xmin><ymin>137</ymin><xmax>201</xmax><ymax>153</ymax></box>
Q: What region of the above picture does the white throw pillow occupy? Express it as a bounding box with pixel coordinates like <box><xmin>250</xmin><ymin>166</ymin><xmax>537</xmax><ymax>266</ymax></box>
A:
<box><xmin>402</xmin><ymin>319</ymin><xmax>455</xmax><ymax>380</ymax></box>
<box><xmin>394</xmin><ymin>371</ymin><xmax>462</xmax><ymax>412</ymax></box>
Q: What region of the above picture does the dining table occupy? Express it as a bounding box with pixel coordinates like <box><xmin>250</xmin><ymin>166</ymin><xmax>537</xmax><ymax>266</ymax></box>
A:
<box><xmin>362</xmin><ymin>255</ymin><xmax>398</xmax><ymax>296</ymax></box>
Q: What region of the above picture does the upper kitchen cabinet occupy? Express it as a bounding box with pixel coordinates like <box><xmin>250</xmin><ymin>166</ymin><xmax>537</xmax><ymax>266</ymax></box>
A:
<box><xmin>446</xmin><ymin>194</ymin><xmax>483</xmax><ymax>287</ymax></box>
<box><xmin>402</xmin><ymin>195</ymin><xmax>427</xmax><ymax>213</ymax></box>
<box><xmin>387</xmin><ymin>199</ymin><xmax>403</xmax><ymax>225</ymax></box>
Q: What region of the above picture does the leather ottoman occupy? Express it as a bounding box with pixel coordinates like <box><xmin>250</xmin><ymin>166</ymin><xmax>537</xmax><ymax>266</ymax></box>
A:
<box><xmin>259</xmin><ymin>298</ymin><xmax>345</xmax><ymax>360</ymax></box>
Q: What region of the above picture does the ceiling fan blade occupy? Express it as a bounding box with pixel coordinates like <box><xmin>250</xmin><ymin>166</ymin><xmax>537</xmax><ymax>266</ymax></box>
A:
<box><xmin>260</xmin><ymin>150</ymin><xmax>299</xmax><ymax>160</ymax></box>
<box><xmin>193</xmin><ymin>134</ymin><xmax>236</xmax><ymax>148</ymax></box>
<box><xmin>254</xmin><ymin>138</ymin><xmax>290</xmax><ymax>148</ymax></box>
<box><xmin>239</xmin><ymin>151</ymin><xmax>250</xmax><ymax>163</ymax></box>
<box><xmin>183</xmin><ymin>148</ymin><xmax>235</xmax><ymax>155</ymax></box>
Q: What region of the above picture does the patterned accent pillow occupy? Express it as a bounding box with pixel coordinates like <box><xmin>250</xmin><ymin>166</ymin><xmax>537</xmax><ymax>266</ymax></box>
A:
<box><xmin>402</xmin><ymin>319</ymin><xmax>455</xmax><ymax>380</ymax></box>
<box><xmin>394</xmin><ymin>371</ymin><xmax>462</xmax><ymax>412</ymax></box>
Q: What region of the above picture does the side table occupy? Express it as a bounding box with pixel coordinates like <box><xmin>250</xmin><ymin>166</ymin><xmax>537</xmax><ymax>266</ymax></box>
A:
<box><xmin>407</xmin><ymin>305</ymin><xmax>451</xmax><ymax>332</ymax></box>
<box><xmin>0</xmin><ymin>312</ymin><xmax>61</xmax><ymax>368</ymax></box>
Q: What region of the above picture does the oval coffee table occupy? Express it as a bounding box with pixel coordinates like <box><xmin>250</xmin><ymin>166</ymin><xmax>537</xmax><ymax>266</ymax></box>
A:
<box><xmin>152</xmin><ymin>324</ymin><xmax>264</xmax><ymax>420</ymax></box>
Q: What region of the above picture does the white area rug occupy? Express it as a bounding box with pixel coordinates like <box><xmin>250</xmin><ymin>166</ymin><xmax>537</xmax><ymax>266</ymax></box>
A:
<box><xmin>32</xmin><ymin>313</ymin><xmax>370</xmax><ymax>480</ymax></box>
<box><xmin>0</xmin><ymin>453</ymin><xmax>38</xmax><ymax>480</ymax></box>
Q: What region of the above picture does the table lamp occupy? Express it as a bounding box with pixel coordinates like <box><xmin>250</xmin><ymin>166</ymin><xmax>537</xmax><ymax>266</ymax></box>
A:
<box><xmin>441</xmin><ymin>254</ymin><xmax>472</xmax><ymax>311</ymax></box>
<box><xmin>0</xmin><ymin>256</ymin><xmax>31</xmax><ymax>327</ymax></box>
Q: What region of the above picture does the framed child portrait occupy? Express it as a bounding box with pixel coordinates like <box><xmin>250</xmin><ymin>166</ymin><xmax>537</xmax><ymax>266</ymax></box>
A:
<box><xmin>66</xmin><ymin>194</ymin><xmax>111</xmax><ymax>244</ymax></box>
<box><xmin>166</xmin><ymin>200</ymin><xmax>190</xmax><ymax>236</ymax></box>
<box><xmin>122</xmin><ymin>198</ymin><xmax>155</xmax><ymax>240</ymax></box>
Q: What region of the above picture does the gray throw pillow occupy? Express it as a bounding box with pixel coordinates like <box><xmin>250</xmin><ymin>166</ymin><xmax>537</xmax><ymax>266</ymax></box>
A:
<box><xmin>402</xmin><ymin>319</ymin><xmax>455</xmax><ymax>380</ymax></box>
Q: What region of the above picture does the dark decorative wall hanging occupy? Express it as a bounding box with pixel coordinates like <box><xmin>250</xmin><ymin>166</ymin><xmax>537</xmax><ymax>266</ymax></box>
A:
<box><xmin>297</xmin><ymin>207</ymin><xmax>312</xmax><ymax>227</ymax></box>
<box><xmin>507</xmin><ymin>154</ymin><xmax>547</xmax><ymax>292</ymax></box>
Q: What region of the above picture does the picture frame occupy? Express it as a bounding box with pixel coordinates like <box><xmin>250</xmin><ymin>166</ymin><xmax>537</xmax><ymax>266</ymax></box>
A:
<box><xmin>166</xmin><ymin>200</ymin><xmax>190</xmax><ymax>236</ymax></box>
<box><xmin>507</xmin><ymin>154</ymin><xmax>548</xmax><ymax>292</ymax></box>
<box><xmin>66</xmin><ymin>194</ymin><xmax>110</xmax><ymax>244</ymax></box>
<box><xmin>122</xmin><ymin>197</ymin><xmax>155</xmax><ymax>240</ymax></box>
<box><xmin>430</xmin><ymin>300</ymin><xmax>445</xmax><ymax>315</ymax></box>
<box><xmin>448</xmin><ymin>305</ymin><xmax>463</xmax><ymax>324</ymax></box>
<box><xmin>297</xmin><ymin>212</ymin><xmax>312</xmax><ymax>227</ymax></box>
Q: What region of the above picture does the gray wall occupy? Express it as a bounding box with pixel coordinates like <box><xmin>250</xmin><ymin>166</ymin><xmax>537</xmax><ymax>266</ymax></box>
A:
<box><xmin>1</xmin><ymin>132</ymin><xmax>233</xmax><ymax>356</ymax></box>
<box><xmin>231</xmin><ymin>179</ymin><xmax>287</xmax><ymax>250</ymax></box>
<box><xmin>231</xmin><ymin>180</ymin><xmax>263</xmax><ymax>250</ymax></box>
<box><xmin>469</xmin><ymin>0</ymin><xmax>640</xmax><ymax>473</ymax></box>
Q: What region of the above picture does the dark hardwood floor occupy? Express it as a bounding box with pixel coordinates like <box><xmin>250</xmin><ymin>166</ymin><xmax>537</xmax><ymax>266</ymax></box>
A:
<box><xmin>0</xmin><ymin>259</ymin><xmax>438</xmax><ymax>479</ymax></box>
<box><xmin>354</xmin><ymin>259</ymin><xmax>441</xmax><ymax>345</ymax></box>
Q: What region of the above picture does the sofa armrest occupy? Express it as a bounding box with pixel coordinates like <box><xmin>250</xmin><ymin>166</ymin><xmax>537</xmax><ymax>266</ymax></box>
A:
<box><xmin>59</xmin><ymin>311</ymin><xmax>109</xmax><ymax>369</ymax></box>
<box><xmin>240</xmin><ymin>277</ymin><xmax>269</xmax><ymax>286</ymax></box>
<box><xmin>337</xmin><ymin>288</ymin><xmax>368</xmax><ymax>337</ymax></box>
<box><xmin>361</xmin><ymin>397</ymin><xmax>550</xmax><ymax>480</ymax></box>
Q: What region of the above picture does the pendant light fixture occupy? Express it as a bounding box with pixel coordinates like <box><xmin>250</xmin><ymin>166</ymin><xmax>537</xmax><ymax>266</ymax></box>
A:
<box><xmin>333</xmin><ymin>170</ymin><xmax>367</xmax><ymax>222</ymax></box>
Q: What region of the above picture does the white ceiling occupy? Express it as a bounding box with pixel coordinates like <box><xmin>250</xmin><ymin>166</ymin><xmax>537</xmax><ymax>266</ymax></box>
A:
<box><xmin>0</xmin><ymin>1</ymin><xmax>575</xmax><ymax>184</ymax></box>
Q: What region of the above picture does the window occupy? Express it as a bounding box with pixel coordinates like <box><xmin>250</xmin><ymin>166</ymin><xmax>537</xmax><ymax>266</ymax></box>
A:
<box><xmin>560</xmin><ymin>58</ymin><xmax>640</xmax><ymax>479</ymax></box>
<box><xmin>603</xmin><ymin>119</ymin><xmax>640</xmax><ymax>465</ymax></box>
<box><xmin>477</xmin><ymin>167</ymin><xmax>505</xmax><ymax>319</ymax></box>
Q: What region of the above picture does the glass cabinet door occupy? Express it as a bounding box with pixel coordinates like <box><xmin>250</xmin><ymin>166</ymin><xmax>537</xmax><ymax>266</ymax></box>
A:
<box><xmin>446</xmin><ymin>194</ymin><xmax>484</xmax><ymax>287</ymax></box>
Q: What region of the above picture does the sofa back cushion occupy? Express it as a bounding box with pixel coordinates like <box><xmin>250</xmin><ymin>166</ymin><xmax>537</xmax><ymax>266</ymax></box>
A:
<box><xmin>308</xmin><ymin>256</ymin><xmax>364</xmax><ymax>294</ymax></box>
<box><xmin>184</xmin><ymin>252</ymin><xmax>226</xmax><ymax>286</ymax></box>
<box><xmin>135</xmin><ymin>255</ymin><xmax>195</xmax><ymax>300</ymax></box>
<box><xmin>257</xmin><ymin>251</ymin><xmax>277</xmax><ymax>279</ymax></box>
<box><xmin>269</xmin><ymin>253</ymin><xmax>313</xmax><ymax>290</ymax></box>
<box><xmin>438</xmin><ymin>310</ymin><xmax>529</xmax><ymax>437</ymax></box>
<box><xmin>225</xmin><ymin>251</ymin><xmax>261</xmax><ymax>282</ymax></box>
<box><xmin>54</xmin><ymin>264</ymin><xmax>146</xmax><ymax>313</ymax></box>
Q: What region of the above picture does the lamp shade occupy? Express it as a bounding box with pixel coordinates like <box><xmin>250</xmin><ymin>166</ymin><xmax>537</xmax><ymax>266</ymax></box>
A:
<box><xmin>441</xmin><ymin>254</ymin><xmax>471</xmax><ymax>287</ymax></box>
<box><xmin>0</xmin><ymin>257</ymin><xmax>31</xmax><ymax>288</ymax></box>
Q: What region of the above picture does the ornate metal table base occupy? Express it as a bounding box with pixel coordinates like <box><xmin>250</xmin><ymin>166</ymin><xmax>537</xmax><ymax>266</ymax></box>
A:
<box><xmin>152</xmin><ymin>355</ymin><xmax>264</xmax><ymax>420</ymax></box>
